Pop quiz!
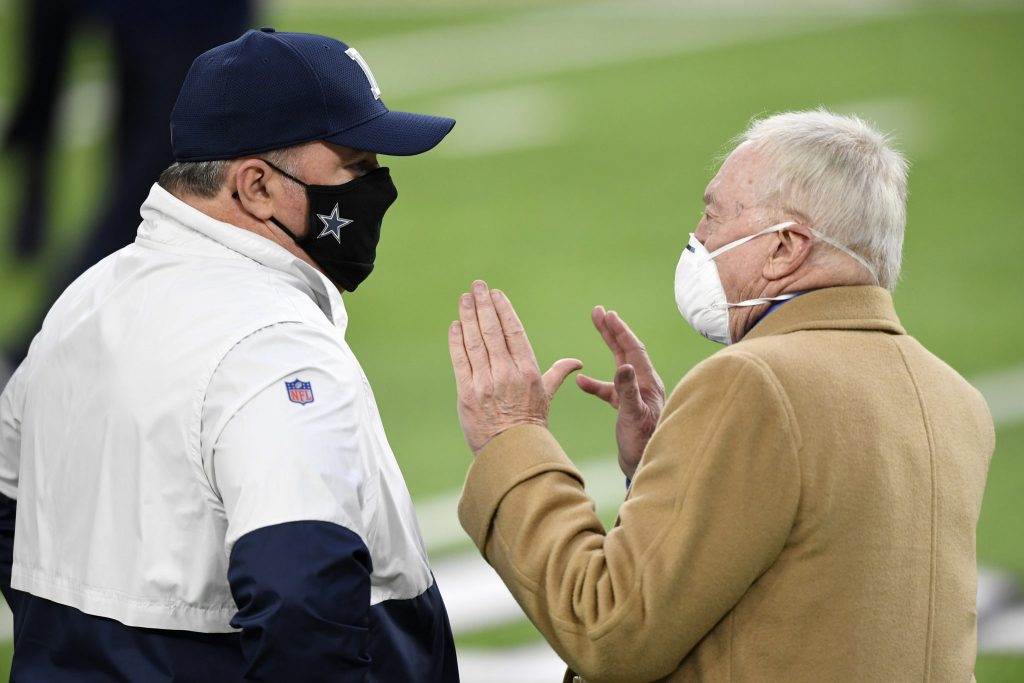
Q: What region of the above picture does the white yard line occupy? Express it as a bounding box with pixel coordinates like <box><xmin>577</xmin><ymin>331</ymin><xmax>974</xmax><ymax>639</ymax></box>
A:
<box><xmin>427</xmin><ymin>84</ymin><xmax>569</xmax><ymax>158</ymax></box>
<box><xmin>355</xmin><ymin>5</ymin><xmax>889</xmax><ymax>101</ymax></box>
<box><xmin>457</xmin><ymin>643</ymin><xmax>567</xmax><ymax>683</ymax></box>
<box><xmin>972</xmin><ymin>363</ymin><xmax>1024</xmax><ymax>426</ymax></box>
<box><xmin>419</xmin><ymin>450</ymin><xmax>629</xmax><ymax>553</ymax></box>
<box><xmin>434</xmin><ymin>552</ymin><xmax>527</xmax><ymax>634</ymax></box>
<box><xmin>980</xmin><ymin>607</ymin><xmax>1024</xmax><ymax>654</ymax></box>
<box><xmin>425</xmin><ymin>88</ymin><xmax>933</xmax><ymax>180</ymax></box>
<box><xmin>0</xmin><ymin>0</ymin><xmax>917</xmax><ymax>152</ymax></box>
<box><xmin>977</xmin><ymin>566</ymin><xmax>1021</xmax><ymax>622</ymax></box>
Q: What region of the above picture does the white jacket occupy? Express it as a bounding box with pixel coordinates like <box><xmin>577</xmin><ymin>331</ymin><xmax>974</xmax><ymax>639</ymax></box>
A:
<box><xmin>0</xmin><ymin>183</ymin><xmax>433</xmax><ymax>632</ymax></box>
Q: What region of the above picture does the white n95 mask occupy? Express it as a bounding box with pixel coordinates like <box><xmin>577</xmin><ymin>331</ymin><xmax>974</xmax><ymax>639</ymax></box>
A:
<box><xmin>673</xmin><ymin>221</ymin><xmax>878</xmax><ymax>345</ymax></box>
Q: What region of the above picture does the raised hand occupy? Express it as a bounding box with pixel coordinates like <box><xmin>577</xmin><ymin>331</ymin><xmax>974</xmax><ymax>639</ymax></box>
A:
<box><xmin>576</xmin><ymin>306</ymin><xmax>665</xmax><ymax>479</ymax></box>
<box><xmin>448</xmin><ymin>281</ymin><xmax>582</xmax><ymax>453</ymax></box>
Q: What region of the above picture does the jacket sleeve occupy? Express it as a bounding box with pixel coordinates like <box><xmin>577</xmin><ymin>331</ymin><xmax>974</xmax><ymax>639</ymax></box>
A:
<box><xmin>0</xmin><ymin>361</ymin><xmax>29</xmax><ymax>609</ymax></box>
<box><xmin>0</xmin><ymin>493</ymin><xmax>16</xmax><ymax>610</ymax></box>
<box><xmin>0</xmin><ymin>359</ymin><xmax>28</xmax><ymax>502</ymax></box>
<box><xmin>228</xmin><ymin>521</ymin><xmax>372</xmax><ymax>681</ymax></box>
<box><xmin>458</xmin><ymin>351</ymin><xmax>802</xmax><ymax>682</ymax></box>
<box><xmin>204</xmin><ymin>324</ymin><xmax>376</xmax><ymax>681</ymax></box>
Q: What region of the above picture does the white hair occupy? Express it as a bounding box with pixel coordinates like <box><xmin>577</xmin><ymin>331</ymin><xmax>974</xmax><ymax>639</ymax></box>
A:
<box><xmin>736</xmin><ymin>108</ymin><xmax>908</xmax><ymax>290</ymax></box>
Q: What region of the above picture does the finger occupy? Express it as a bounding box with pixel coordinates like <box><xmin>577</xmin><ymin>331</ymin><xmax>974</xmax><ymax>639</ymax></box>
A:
<box><xmin>613</xmin><ymin>364</ymin><xmax>643</xmax><ymax>415</ymax></box>
<box><xmin>472</xmin><ymin>280</ymin><xmax>512</xmax><ymax>362</ymax></box>
<box><xmin>490</xmin><ymin>289</ymin><xmax>539</xmax><ymax>371</ymax></box>
<box><xmin>591</xmin><ymin>305</ymin><xmax>626</xmax><ymax>366</ymax></box>
<box><xmin>605</xmin><ymin>311</ymin><xmax>658</xmax><ymax>384</ymax></box>
<box><xmin>458</xmin><ymin>292</ymin><xmax>489</xmax><ymax>375</ymax></box>
<box><xmin>604</xmin><ymin>310</ymin><xmax>646</xmax><ymax>355</ymax></box>
<box><xmin>448</xmin><ymin>321</ymin><xmax>472</xmax><ymax>387</ymax></box>
<box><xmin>542</xmin><ymin>358</ymin><xmax>583</xmax><ymax>398</ymax></box>
<box><xmin>576</xmin><ymin>373</ymin><xmax>616</xmax><ymax>405</ymax></box>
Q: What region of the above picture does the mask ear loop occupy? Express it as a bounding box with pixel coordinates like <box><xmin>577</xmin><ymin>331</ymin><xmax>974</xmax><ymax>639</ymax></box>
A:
<box><xmin>261</xmin><ymin>159</ymin><xmax>309</xmax><ymax>188</ymax></box>
<box><xmin>705</xmin><ymin>221</ymin><xmax>796</xmax><ymax>260</ymax></box>
<box><xmin>707</xmin><ymin>220</ymin><xmax>880</xmax><ymax>285</ymax></box>
<box><xmin>232</xmin><ymin>160</ymin><xmax>310</xmax><ymax>243</ymax></box>
<box><xmin>807</xmin><ymin>229</ymin><xmax>880</xmax><ymax>285</ymax></box>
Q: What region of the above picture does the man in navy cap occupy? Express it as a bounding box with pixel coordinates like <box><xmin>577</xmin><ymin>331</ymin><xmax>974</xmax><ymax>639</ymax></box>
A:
<box><xmin>0</xmin><ymin>28</ymin><xmax>458</xmax><ymax>681</ymax></box>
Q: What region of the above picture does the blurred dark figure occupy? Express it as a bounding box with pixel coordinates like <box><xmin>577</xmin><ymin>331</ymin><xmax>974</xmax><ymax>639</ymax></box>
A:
<box><xmin>2</xmin><ymin>0</ymin><xmax>80</xmax><ymax>259</ymax></box>
<box><xmin>3</xmin><ymin>0</ymin><xmax>252</xmax><ymax>361</ymax></box>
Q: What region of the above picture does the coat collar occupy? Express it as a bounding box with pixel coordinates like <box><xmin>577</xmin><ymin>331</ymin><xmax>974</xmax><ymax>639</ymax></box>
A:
<box><xmin>136</xmin><ymin>183</ymin><xmax>347</xmax><ymax>330</ymax></box>
<box><xmin>741</xmin><ymin>285</ymin><xmax>905</xmax><ymax>342</ymax></box>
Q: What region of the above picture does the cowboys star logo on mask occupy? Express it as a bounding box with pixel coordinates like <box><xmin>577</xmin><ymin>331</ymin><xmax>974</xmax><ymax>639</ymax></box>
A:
<box><xmin>316</xmin><ymin>204</ymin><xmax>354</xmax><ymax>243</ymax></box>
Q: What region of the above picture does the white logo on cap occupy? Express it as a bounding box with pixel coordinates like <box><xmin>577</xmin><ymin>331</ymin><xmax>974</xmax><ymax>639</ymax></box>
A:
<box><xmin>345</xmin><ymin>47</ymin><xmax>381</xmax><ymax>100</ymax></box>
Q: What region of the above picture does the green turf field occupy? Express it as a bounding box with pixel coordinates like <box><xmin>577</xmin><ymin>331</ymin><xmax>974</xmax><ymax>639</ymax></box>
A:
<box><xmin>0</xmin><ymin>0</ymin><xmax>1022</xmax><ymax>679</ymax></box>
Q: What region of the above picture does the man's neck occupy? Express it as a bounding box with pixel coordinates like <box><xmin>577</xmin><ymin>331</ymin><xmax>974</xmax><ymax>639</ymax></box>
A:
<box><xmin>732</xmin><ymin>263</ymin><xmax>874</xmax><ymax>342</ymax></box>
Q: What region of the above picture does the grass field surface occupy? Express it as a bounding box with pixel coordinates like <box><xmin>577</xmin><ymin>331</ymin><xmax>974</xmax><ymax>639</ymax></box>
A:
<box><xmin>0</xmin><ymin>0</ymin><xmax>1021</xmax><ymax>679</ymax></box>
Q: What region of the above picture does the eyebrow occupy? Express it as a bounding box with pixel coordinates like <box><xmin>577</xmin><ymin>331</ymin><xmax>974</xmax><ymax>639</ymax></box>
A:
<box><xmin>703</xmin><ymin>191</ymin><xmax>717</xmax><ymax>206</ymax></box>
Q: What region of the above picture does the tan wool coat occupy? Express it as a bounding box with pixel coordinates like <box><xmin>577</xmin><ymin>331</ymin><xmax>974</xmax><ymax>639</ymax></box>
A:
<box><xmin>458</xmin><ymin>286</ymin><xmax>994</xmax><ymax>682</ymax></box>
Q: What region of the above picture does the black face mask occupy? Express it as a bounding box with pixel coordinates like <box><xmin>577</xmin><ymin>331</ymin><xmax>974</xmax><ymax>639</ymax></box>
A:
<box><xmin>258</xmin><ymin>161</ymin><xmax>398</xmax><ymax>292</ymax></box>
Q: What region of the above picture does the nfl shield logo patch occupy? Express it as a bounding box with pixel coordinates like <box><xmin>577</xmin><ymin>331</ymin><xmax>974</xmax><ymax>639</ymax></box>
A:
<box><xmin>285</xmin><ymin>379</ymin><xmax>314</xmax><ymax>405</ymax></box>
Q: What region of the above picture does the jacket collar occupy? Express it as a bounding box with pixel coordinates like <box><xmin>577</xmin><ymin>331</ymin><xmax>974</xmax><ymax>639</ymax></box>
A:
<box><xmin>741</xmin><ymin>285</ymin><xmax>905</xmax><ymax>342</ymax></box>
<box><xmin>136</xmin><ymin>183</ymin><xmax>347</xmax><ymax>330</ymax></box>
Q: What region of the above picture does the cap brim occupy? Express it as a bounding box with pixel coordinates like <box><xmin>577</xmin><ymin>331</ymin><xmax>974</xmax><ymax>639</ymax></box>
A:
<box><xmin>324</xmin><ymin>110</ymin><xmax>456</xmax><ymax>156</ymax></box>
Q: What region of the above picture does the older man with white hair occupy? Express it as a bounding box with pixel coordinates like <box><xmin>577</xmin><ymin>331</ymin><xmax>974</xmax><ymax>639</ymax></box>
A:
<box><xmin>447</xmin><ymin>109</ymin><xmax>994</xmax><ymax>682</ymax></box>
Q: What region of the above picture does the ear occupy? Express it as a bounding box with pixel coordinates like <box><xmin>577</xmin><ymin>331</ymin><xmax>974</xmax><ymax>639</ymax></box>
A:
<box><xmin>764</xmin><ymin>222</ymin><xmax>814</xmax><ymax>281</ymax></box>
<box><xmin>232</xmin><ymin>159</ymin><xmax>277</xmax><ymax>221</ymax></box>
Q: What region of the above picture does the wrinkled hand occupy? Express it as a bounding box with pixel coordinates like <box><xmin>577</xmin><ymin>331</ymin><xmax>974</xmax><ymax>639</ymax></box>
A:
<box><xmin>449</xmin><ymin>281</ymin><xmax>582</xmax><ymax>453</ymax></box>
<box><xmin>576</xmin><ymin>306</ymin><xmax>666</xmax><ymax>479</ymax></box>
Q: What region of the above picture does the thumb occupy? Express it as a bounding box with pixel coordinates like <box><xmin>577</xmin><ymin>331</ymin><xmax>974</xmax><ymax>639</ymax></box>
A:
<box><xmin>614</xmin><ymin>364</ymin><xmax>643</xmax><ymax>415</ymax></box>
<box><xmin>542</xmin><ymin>358</ymin><xmax>583</xmax><ymax>398</ymax></box>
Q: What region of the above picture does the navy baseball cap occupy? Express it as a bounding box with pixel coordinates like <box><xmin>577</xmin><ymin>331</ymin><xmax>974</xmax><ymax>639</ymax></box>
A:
<box><xmin>170</xmin><ymin>28</ymin><xmax>455</xmax><ymax>161</ymax></box>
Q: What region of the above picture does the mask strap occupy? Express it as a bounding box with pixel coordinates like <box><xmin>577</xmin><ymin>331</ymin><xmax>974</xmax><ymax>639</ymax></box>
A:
<box><xmin>261</xmin><ymin>159</ymin><xmax>309</xmax><ymax>188</ymax></box>
<box><xmin>807</xmin><ymin>229</ymin><xmax>879</xmax><ymax>284</ymax></box>
<box><xmin>227</xmin><ymin>194</ymin><xmax>303</xmax><ymax>243</ymax></box>
<box><xmin>727</xmin><ymin>292</ymin><xmax>800</xmax><ymax>309</ymax></box>
<box><xmin>230</xmin><ymin>159</ymin><xmax>309</xmax><ymax>236</ymax></box>
<box><xmin>706</xmin><ymin>220</ymin><xmax>879</xmax><ymax>284</ymax></box>
<box><xmin>269</xmin><ymin>216</ymin><xmax>303</xmax><ymax>242</ymax></box>
<box><xmin>249</xmin><ymin>160</ymin><xmax>308</xmax><ymax>243</ymax></box>
<box><xmin>705</xmin><ymin>221</ymin><xmax>795</xmax><ymax>260</ymax></box>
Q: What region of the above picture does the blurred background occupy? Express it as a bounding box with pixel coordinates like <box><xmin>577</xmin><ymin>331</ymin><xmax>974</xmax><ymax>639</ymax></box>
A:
<box><xmin>0</xmin><ymin>0</ymin><xmax>1022</xmax><ymax>680</ymax></box>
